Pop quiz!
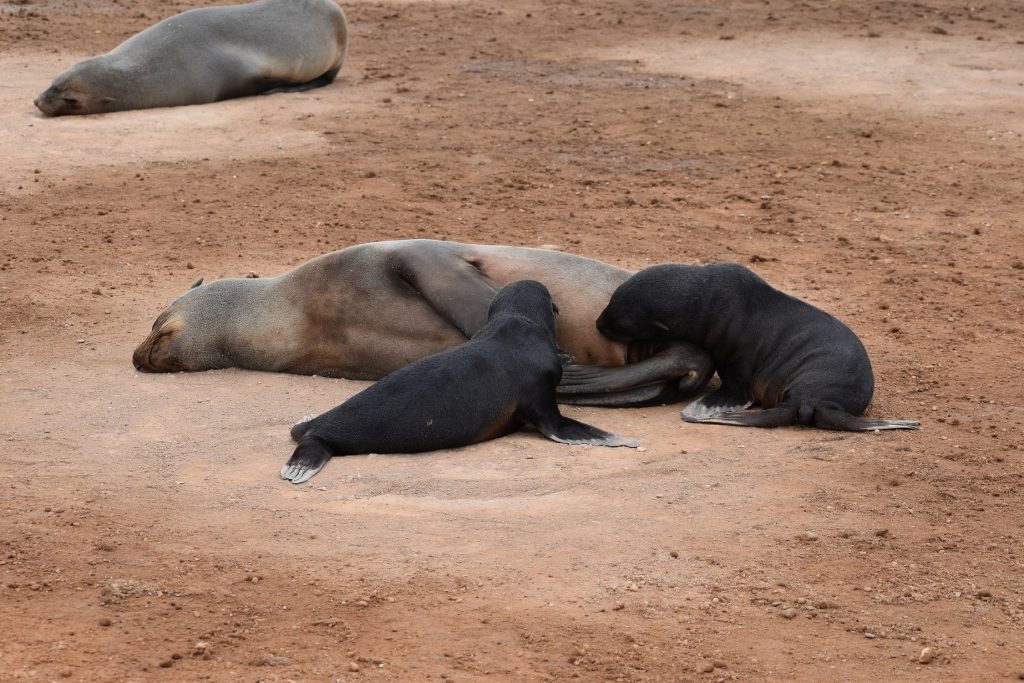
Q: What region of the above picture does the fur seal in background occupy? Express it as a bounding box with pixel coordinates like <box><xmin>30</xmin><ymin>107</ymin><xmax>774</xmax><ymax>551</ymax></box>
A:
<box><xmin>34</xmin><ymin>0</ymin><xmax>347</xmax><ymax>116</ymax></box>
<box><xmin>133</xmin><ymin>239</ymin><xmax>714</xmax><ymax>407</ymax></box>
<box><xmin>595</xmin><ymin>263</ymin><xmax>919</xmax><ymax>431</ymax></box>
<box><xmin>282</xmin><ymin>281</ymin><xmax>638</xmax><ymax>484</ymax></box>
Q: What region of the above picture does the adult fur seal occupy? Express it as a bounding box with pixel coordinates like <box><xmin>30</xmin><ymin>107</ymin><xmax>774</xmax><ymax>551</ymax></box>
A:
<box><xmin>595</xmin><ymin>263</ymin><xmax>919</xmax><ymax>431</ymax></box>
<box><xmin>34</xmin><ymin>0</ymin><xmax>347</xmax><ymax>116</ymax></box>
<box><xmin>282</xmin><ymin>281</ymin><xmax>638</xmax><ymax>484</ymax></box>
<box><xmin>133</xmin><ymin>239</ymin><xmax>713</xmax><ymax>407</ymax></box>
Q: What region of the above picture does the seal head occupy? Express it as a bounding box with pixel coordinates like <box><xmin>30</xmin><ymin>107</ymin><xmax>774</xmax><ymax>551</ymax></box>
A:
<box><xmin>132</xmin><ymin>278</ymin><xmax>230</xmax><ymax>372</ymax></box>
<box><xmin>35</xmin><ymin>61</ymin><xmax>121</xmax><ymax>116</ymax></box>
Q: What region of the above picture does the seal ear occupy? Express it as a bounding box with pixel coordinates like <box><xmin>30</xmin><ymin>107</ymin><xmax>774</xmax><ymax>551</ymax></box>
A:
<box><xmin>190</xmin><ymin>277</ymin><xmax>204</xmax><ymax>289</ymax></box>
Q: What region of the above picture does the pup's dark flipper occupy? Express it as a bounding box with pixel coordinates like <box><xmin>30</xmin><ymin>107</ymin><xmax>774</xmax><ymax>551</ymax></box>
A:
<box><xmin>559</xmin><ymin>341</ymin><xmax>713</xmax><ymax>400</ymax></box>
<box><xmin>681</xmin><ymin>388</ymin><xmax>753</xmax><ymax>423</ymax></box>
<box><xmin>689</xmin><ymin>405</ymin><xmax>798</xmax><ymax>427</ymax></box>
<box><xmin>814</xmin><ymin>407</ymin><xmax>919</xmax><ymax>432</ymax></box>
<box><xmin>281</xmin><ymin>436</ymin><xmax>333</xmax><ymax>484</ymax></box>
<box><xmin>290</xmin><ymin>414</ymin><xmax>318</xmax><ymax>442</ymax></box>
<box><xmin>539</xmin><ymin>416</ymin><xmax>639</xmax><ymax>447</ymax></box>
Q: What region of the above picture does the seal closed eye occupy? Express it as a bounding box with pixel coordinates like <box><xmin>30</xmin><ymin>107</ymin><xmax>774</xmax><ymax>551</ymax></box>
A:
<box><xmin>281</xmin><ymin>281</ymin><xmax>638</xmax><ymax>484</ymax></box>
<box><xmin>596</xmin><ymin>263</ymin><xmax>920</xmax><ymax>432</ymax></box>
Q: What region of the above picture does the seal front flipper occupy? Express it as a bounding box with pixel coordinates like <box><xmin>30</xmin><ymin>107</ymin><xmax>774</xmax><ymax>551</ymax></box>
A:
<box><xmin>281</xmin><ymin>436</ymin><xmax>333</xmax><ymax>484</ymax></box>
<box><xmin>690</xmin><ymin>405</ymin><xmax>798</xmax><ymax>428</ymax></box>
<box><xmin>521</xmin><ymin>401</ymin><xmax>638</xmax><ymax>448</ymax></box>
<box><xmin>682</xmin><ymin>387</ymin><xmax>753</xmax><ymax>423</ymax></box>
<box><xmin>812</xmin><ymin>407</ymin><xmax>919</xmax><ymax>432</ymax></box>
<box><xmin>390</xmin><ymin>242</ymin><xmax>500</xmax><ymax>338</ymax></box>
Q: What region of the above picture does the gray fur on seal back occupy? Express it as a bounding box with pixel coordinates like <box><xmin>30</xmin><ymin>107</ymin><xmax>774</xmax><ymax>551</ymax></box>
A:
<box><xmin>34</xmin><ymin>0</ymin><xmax>348</xmax><ymax>116</ymax></box>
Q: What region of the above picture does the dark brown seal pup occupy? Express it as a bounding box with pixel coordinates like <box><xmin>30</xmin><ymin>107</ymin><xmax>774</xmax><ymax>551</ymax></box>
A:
<box><xmin>34</xmin><ymin>0</ymin><xmax>347</xmax><ymax>116</ymax></box>
<box><xmin>282</xmin><ymin>281</ymin><xmax>638</xmax><ymax>484</ymax></box>
<box><xmin>133</xmin><ymin>240</ymin><xmax>713</xmax><ymax>407</ymax></box>
<box><xmin>595</xmin><ymin>263</ymin><xmax>919</xmax><ymax>431</ymax></box>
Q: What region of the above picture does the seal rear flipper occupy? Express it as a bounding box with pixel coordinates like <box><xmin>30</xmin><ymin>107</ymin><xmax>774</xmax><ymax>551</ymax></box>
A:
<box><xmin>281</xmin><ymin>436</ymin><xmax>333</xmax><ymax>484</ymax></box>
<box><xmin>290</xmin><ymin>414</ymin><xmax>318</xmax><ymax>441</ymax></box>
<box><xmin>813</xmin><ymin>406</ymin><xmax>920</xmax><ymax>432</ymax></box>
<box><xmin>559</xmin><ymin>342</ymin><xmax>714</xmax><ymax>397</ymax></box>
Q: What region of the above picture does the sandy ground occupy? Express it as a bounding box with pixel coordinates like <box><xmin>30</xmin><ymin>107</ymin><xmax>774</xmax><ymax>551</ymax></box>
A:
<box><xmin>1</xmin><ymin>0</ymin><xmax>1023</xmax><ymax>680</ymax></box>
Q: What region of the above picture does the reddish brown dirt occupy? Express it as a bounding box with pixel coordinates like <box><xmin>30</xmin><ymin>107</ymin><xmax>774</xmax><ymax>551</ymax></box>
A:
<box><xmin>1</xmin><ymin>0</ymin><xmax>1023</xmax><ymax>680</ymax></box>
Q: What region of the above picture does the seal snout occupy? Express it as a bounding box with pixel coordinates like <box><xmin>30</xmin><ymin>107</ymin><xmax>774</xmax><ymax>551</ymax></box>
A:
<box><xmin>33</xmin><ymin>94</ymin><xmax>51</xmax><ymax>116</ymax></box>
<box><xmin>131</xmin><ymin>342</ymin><xmax>153</xmax><ymax>372</ymax></box>
<box><xmin>34</xmin><ymin>88</ymin><xmax>61</xmax><ymax>117</ymax></box>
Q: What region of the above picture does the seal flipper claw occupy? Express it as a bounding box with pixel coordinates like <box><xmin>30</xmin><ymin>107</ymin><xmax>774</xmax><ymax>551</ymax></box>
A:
<box><xmin>281</xmin><ymin>436</ymin><xmax>333</xmax><ymax>484</ymax></box>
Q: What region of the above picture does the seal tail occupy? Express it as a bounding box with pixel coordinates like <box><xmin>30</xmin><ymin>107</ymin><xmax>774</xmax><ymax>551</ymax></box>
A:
<box><xmin>812</xmin><ymin>406</ymin><xmax>919</xmax><ymax>432</ymax></box>
<box><xmin>281</xmin><ymin>435</ymin><xmax>333</xmax><ymax>484</ymax></box>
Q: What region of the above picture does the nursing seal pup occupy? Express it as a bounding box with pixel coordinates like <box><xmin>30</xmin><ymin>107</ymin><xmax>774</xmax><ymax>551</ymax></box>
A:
<box><xmin>35</xmin><ymin>0</ymin><xmax>348</xmax><ymax>116</ymax></box>
<box><xmin>596</xmin><ymin>263</ymin><xmax>919</xmax><ymax>431</ymax></box>
<box><xmin>282</xmin><ymin>281</ymin><xmax>638</xmax><ymax>484</ymax></box>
